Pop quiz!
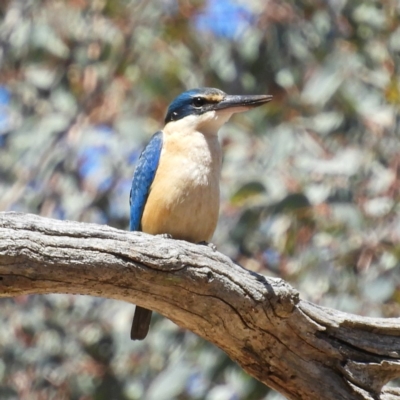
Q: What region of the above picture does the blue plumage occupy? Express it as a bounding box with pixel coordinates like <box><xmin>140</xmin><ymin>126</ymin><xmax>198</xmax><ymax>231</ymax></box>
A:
<box><xmin>164</xmin><ymin>87</ymin><xmax>225</xmax><ymax>123</ymax></box>
<box><xmin>129</xmin><ymin>131</ymin><xmax>163</xmax><ymax>231</ymax></box>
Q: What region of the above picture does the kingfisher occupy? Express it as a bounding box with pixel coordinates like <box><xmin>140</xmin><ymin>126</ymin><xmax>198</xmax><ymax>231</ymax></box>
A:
<box><xmin>129</xmin><ymin>87</ymin><xmax>272</xmax><ymax>340</ymax></box>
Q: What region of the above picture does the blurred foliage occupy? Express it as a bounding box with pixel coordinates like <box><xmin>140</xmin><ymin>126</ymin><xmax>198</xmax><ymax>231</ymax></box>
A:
<box><xmin>0</xmin><ymin>0</ymin><xmax>399</xmax><ymax>398</ymax></box>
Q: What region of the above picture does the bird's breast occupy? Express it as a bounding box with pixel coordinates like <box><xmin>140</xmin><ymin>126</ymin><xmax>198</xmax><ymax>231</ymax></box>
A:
<box><xmin>141</xmin><ymin>130</ymin><xmax>222</xmax><ymax>243</ymax></box>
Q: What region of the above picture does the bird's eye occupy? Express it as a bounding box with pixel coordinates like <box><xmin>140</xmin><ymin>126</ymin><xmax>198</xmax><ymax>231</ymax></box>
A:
<box><xmin>192</xmin><ymin>97</ymin><xmax>206</xmax><ymax>108</ymax></box>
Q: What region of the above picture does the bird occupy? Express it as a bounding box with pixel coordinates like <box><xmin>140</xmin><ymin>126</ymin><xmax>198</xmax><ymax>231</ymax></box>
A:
<box><xmin>129</xmin><ymin>87</ymin><xmax>272</xmax><ymax>340</ymax></box>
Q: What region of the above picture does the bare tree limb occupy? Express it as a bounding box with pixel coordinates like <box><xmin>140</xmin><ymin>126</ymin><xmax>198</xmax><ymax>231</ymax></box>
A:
<box><xmin>0</xmin><ymin>211</ymin><xmax>399</xmax><ymax>400</ymax></box>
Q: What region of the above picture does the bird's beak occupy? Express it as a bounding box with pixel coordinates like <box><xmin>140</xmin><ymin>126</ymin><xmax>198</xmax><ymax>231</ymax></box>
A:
<box><xmin>215</xmin><ymin>94</ymin><xmax>273</xmax><ymax>113</ymax></box>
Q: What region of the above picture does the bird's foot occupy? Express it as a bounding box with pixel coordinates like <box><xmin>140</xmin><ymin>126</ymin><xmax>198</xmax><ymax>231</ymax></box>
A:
<box><xmin>197</xmin><ymin>241</ymin><xmax>217</xmax><ymax>251</ymax></box>
<box><xmin>157</xmin><ymin>233</ymin><xmax>173</xmax><ymax>239</ymax></box>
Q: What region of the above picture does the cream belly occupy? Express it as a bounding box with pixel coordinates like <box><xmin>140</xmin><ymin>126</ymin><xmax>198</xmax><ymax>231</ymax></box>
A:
<box><xmin>141</xmin><ymin>130</ymin><xmax>222</xmax><ymax>243</ymax></box>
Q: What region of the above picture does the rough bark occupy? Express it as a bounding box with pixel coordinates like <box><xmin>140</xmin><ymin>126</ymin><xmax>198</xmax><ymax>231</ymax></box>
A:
<box><xmin>0</xmin><ymin>211</ymin><xmax>399</xmax><ymax>400</ymax></box>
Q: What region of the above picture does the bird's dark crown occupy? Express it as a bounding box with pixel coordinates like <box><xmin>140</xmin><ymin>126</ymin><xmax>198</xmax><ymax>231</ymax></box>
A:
<box><xmin>164</xmin><ymin>87</ymin><xmax>226</xmax><ymax>124</ymax></box>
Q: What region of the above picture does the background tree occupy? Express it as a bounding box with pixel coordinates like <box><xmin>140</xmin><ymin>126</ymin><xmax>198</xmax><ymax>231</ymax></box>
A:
<box><xmin>0</xmin><ymin>0</ymin><xmax>399</xmax><ymax>399</ymax></box>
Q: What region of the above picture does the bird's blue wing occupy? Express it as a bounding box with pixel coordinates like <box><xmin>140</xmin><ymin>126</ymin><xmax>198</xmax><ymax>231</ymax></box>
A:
<box><xmin>129</xmin><ymin>131</ymin><xmax>163</xmax><ymax>231</ymax></box>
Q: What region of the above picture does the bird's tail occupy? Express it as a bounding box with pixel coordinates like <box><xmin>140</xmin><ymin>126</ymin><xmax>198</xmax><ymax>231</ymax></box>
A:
<box><xmin>131</xmin><ymin>306</ymin><xmax>152</xmax><ymax>340</ymax></box>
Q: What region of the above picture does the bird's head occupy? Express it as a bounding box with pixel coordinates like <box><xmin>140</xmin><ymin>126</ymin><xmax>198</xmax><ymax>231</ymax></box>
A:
<box><xmin>164</xmin><ymin>87</ymin><xmax>272</xmax><ymax>136</ymax></box>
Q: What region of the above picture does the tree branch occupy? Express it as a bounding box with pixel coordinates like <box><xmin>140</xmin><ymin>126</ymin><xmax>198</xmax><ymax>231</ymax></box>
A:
<box><xmin>0</xmin><ymin>211</ymin><xmax>399</xmax><ymax>399</ymax></box>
